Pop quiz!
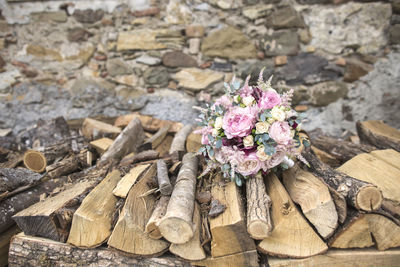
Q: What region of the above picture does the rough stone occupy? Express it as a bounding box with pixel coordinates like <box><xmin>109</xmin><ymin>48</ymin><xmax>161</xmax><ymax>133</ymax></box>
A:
<box><xmin>31</xmin><ymin>11</ymin><xmax>68</xmax><ymax>23</ymax></box>
<box><xmin>0</xmin><ymin>55</ymin><xmax>5</xmax><ymax>68</ymax></box>
<box><xmin>210</xmin><ymin>62</ymin><xmax>233</xmax><ymax>72</ymax></box>
<box><xmin>392</xmin><ymin>1</ymin><xmax>400</xmax><ymax>14</ymax></box>
<box><xmin>106</xmin><ymin>58</ymin><xmax>132</xmax><ymax>76</ymax></box>
<box><xmin>266</xmin><ymin>6</ymin><xmax>305</xmax><ymax>29</ymax></box>
<box><xmin>302</xmin><ymin>2</ymin><xmax>392</xmax><ymax>54</ymax></box>
<box><xmin>165</xmin><ymin>0</ymin><xmax>192</xmax><ymax>25</ymax></box>
<box><xmin>173</xmin><ymin>68</ymin><xmax>223</xmax><ymax>91</ymax></box>
<box><xmin>59</xmin><ymin>42</ymin><xmax>95</xmax><ymax>64</ymax></box>
<box><xmin>26</xmin><ymin>44</ymin><xmax>62</xmax><ymax>61</ymax></box>
<box><xmin>0</xmin><ymin>70</ymin><xmax>20</xmax><ymax>93</ymax></box>
<box><xmin>185</xmin><ymin>25</ymin><xmax>205</xmax><ymax>37</ymax></box>
<box><xmin>391</xmin><ymin>14</ymin><xmax>400</xmax><ymax>25</ymax></box>
<box><xmin>0</xmin><ymin>38</ymin><xmax>4</xmax><ymax>50</ymax></box>
<box><xmin>208</xmin><ymin>0</ymin><xmax>242</xmax><ymax>9</ymax></box>
<box><xmin>201</xmin><ymin>27</ymin><xmax>256</xmax><ymax>59</ymax></box>
<box><xmin>162</xmin><ymin>51</ymin><xmax>198</xmax><ymax>67</ymax></box>
<box><xmin>389</xmin><ymin>24</ymin><xmax>400</xmax><ymax>44</ymax></box>
<box><xmin>131</xmin><ymin>7</ymin><xmax>160</xmax><ymax>17</ymax></box>
<box><xmin>274</xmin><ymin>55</ymin><xmax>287</xmax><ymax>66</ymax></box>
<box><xmin>237</xmin><ymin>59</ymin><xmax>274</xmax><ymax>85</ymax></box>
<box><xmin>117</xmin><ymin>29</ymin><xmax>184</xmax><ymax>51</ymax></box>
<box><xmin>299</xmin><ymin>29</ymin><xmax>312</xmax><ymax>44</ymax></box>
<box><xmin>73</xmin><ymin>9</ymin><xmax>104</xmax><ymax>24</ymax></box>
<box><xmin>144</xmin><ymin>67</ymin><xmax>169</xmax><ymax>87</ymax></box>
<box><xmin>67</xmin><ymin>28</ymin><xmax>93</xmax><ymax>43</ymax></box>
<box><xmin>112</xmin><ymin>75</ymin><xmax>138</xmax><ymax>87</ymax></box>
<box><xmin>309</xmin><ymin>81</ymin><xmax>348</xmax><ymax>106</ymax></box>
<box><xmin>135</xmin><ymin>54</ymin><xmax>161</xmax><ymax>65</ymax></box>
<box><xmin>242</xmin><ymin>4</ymin><xmax>274</xmax><ymax>20</ymax></box>
<box><xmin>115</xmin><ymin>86</ymin><xmax>146</xmax><ymax>99</ymax></box>
<box><xmin>343</xmin><ymin>58</ymin><xmax>374</xmax><ymax>82</ymax></box>
<box><xmin>189</xmin><ymin>38</ymin><xmax>201</xmax><ymax>54</ymax></box>
<box><xmin>262</xmin><ymin>29</ymin><xmax>299</xmax><ymax>56</ymax></box>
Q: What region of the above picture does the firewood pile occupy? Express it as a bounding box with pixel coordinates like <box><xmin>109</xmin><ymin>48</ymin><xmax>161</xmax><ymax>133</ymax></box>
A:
<box><xmin>1</xmin><ymin>115</ymin><xmax>400</xmax><ymax>267</ymax></box>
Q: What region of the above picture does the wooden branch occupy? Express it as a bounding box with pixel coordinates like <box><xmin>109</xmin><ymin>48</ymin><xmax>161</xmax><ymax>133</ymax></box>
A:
<box><xmin>0</xmin><ymin>168</ymin><xmax>42</xmax><ymax>195</ymax></box>
<box><xmin>0</xmin><ymin>226</ymin><xmax>20</xmax><ymax>267</ymax></box>
<box><xmin>301</xmin><ymin>146</ymin><xmax>383</xmax><ymax>212</ymax></box>
<box><xmin>186</xmin><ymin>131</ymin><xmax>202</xmax><ymax>153</ymax></box>
<box><xmin>258</xmin><ymin>173</ymin><xmax>328</xmax><ymax>258</ymax></box>
<box><xmin>157</xmin><ymin>159</ymin><xmax>173</xmax><ymax>196</ymax></box>
<box><xmin>46</xmin><ymin>150</ymin><xmax>88</xmax><ymax>179</ymax></box>
<box><xmin>282</xmin><ymin>165</ymin><xmax>338</xmax><ymax>239</ymax></box>
<box><xmin>158</xmin><ymin>153</ymin><xmax>198</xmax><ymax>244</ymax></box>
<box><xmin>114</xmin><ymin>113</ymin><xmax>183</xmax><ymax>133</ymax></box>
<box><xmin>90</xmin><ymin>137</ymin><xmax>113</xmax><ymax>155</ymax></box>
<box><xmin>194</xmin><ymin>250</ymin><xmax>259</xmax><ymax>267</ymax></box>
<box><xmin>356</xmin><ymin>120</ymin><xmax>400</xmax><ymax>152</ymax></box>
<box><xmin>145</xmin><ymin>195</ymin><xmax>170</xmax><ymax>239</ymax></box>
<box><xmin>99</xmin><ymin>118</ymin><xmax>145</xmax><ymax>165</ymax></box>
<box><xmin>13</xmin><ymin>181</ymin><xmax>95</xmax><ymax>242</ymax></box>
<box><xmin>9</xmin><ymin>234</ymin><xmax>189</xmax><ymax>267</ymax></box>
<box><xmin>0</xmin><ymin>177</ymin><xmax>66</xmax><ymax>234</ymax></box>
<box><xmin>156</xmin><ymin>134</ymin><xmax>174</xmax><ymax>157</ymax></box>
<box><xmin>209</xmin><ymin>176</ymin><xmax>256</xmax><ymax>257</ymax></box>
<box><xmin>328</xmin><ymin>187</ymin><xmax>348</xmax><ymax>224</ymax></box>
<box><xmin>267</xmin><ymin>248</ymin><xmax>400</xmax><ymax>267</ymax></box>
<box><xmin>311</xmin><ymin>146</ymin><xmax>341</xmax><ymax>168</ymax></box>
<box><xmin>170</xmin><ymin>202</ymin><xmax>206</xmax><ymax>261</ymax></box>
<box><xmin>337</xmin><ymin>152</ymin><xmax>400</xmax><ymax>206</ymax></box>
<box><xmin>82</xmin><ymin>118</ymin><xmax>121</xmax><ymax>140</ymax></box>
<box><xmin>169</xmin><ymin>125</ymin><xmax>193</xmax><ymax>161</ymax></box>
<box><xmin>112</xmin><ymin>164</ymin><xmax>150</xmax><ymax>198</ymax></box>
<box><xmin>139</xmin><ymin>125</ymin><xmax>171</xmax><ymax>151</ymax></box>
<box><xmin>119</xmin><ymin>150</ymin><xmax>160</xmax><ymax>167</ymax></box>
<box><xmin>23</xmin><ymin>150</ymin><xmax>47</xmax><ymax>173</ymax></box>
<box><xmin>246</xmin><ymin>175</ymin><xmax>272</xmax><ymax>240</ymax></box>
<box><xmin>67</xmin><ymin>170</ymin><xmax>121</xmax><ymax>248</ymax></box>
<box><xmin>108</xmin><ymin>164</ymin><xmax>170</xmax><ymax>256</ymax></box>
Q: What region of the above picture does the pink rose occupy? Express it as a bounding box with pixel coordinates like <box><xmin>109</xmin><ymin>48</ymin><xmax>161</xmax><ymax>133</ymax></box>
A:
<box><xmin>236</xmin><ymin>152</ymin><xmax>261</xmax><ymax>177</ymax></box>
<box><xmin>263</xmin><ymin>150</ymin><xmax>286</xmax><ymax>170</ymax></box>
<box><xmin>269</xmin><ymin>121</ymin><xmax>292</xmax><ymax>145</ymax></box>
<box><xmin>258</xmin><ymin>90</ymin><xmax>281</xmax><ymax>110</ymax></box>
<box><xmin>222</xmin><ymin>106</ymin><xmax>257</xmax><ymax>139</ymax></box>
<box><xmin>213</xmin><ymin>95</ymin><xmax>232</xmax><ymax>110</ymax></box>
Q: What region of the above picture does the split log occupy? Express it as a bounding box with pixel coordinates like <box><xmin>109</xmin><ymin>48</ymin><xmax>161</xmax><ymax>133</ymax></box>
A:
<box><xmin>8</xmin><ymin>234</ymin><xmax>189</xmax><ymax>267</ymax></box>
<box><xmin>46</xmin><ymin>150</ymin><xmax>88</xmax><ymax>179</ymax></box>
<box><xmin>114</xmin><ymin>113</ymin><xmax>183</xmax><ymax>133</ymax></box>
<box><xmin>23</xmin><ymin>150</ymin><xmax>47</xmax><ymax>173</ymax></box>
<box><xmin>282</xmin><ymin>165</ymin><xmax>338</xmax><ymax>239</ymax></box>
<box><xmin>82</xmin><ymin>118</ymin><xmax>121</xmax><ymax>140</ymax></box>
<box><xmin>108</xmin><ymin>164</ymin><xmax>170</xmax><ymax>256</ymax></box>
<box><xmin>158</xmin><ymin>153</ymin><xmax>198</xmax><ymax>244</ymax></box>
<box><xmin>366</xmin><ymin>213</ymin><xmax>400</xmax><ymax>250</ymax></box>
<box><xmin>119</xmin><ymin>150</ymin><xmax>159</xmax><ymax>167</ymax></box>
<box><xmin>0</xmin><ymin>177</ymin><xmax>66</xmax><ymax>234</ymax></box>
<box><xmin>67</xmin><ymin>170</ymin><xmax>121</xmax><ymax>248</ymax></box>
<box><xmin>209</xmin><ymin>176</ymin><xmax>256</xmax><ymax>257</ymax></box>
<box><xmin>356</xmin><ymin>120</ymin><xmax>400</xmax><ymax>152</ymax></box>
<box><xmin>0</xmin><ymin>226</ymin><xmax>20</xmax><ymax>267</ymax></box>
<box><xmin>267</xmin><ymin>248</ymin><xmax>400</xmax><ymax>267</ymax></box>
<box><xmin>13</xmin><ymin>181</ymin><xmax>95</xmax><ymax>242</ymax></box>
<box><xmin>99</xmin><ymin>118</ymin><xmax>145</xmax><ymax>165</ymax></box>
<box><xmin>170</xmin><ymin>203</ymin><xmax>206</xmax><ymax>261</ymax></box>
<box><xmin>169</xmin><ymin>125</ymin><xmax>194</xmax><ymax>161</ymax></box>
<box><xmin>337</xmin><ymin>152</ymin><xmax>400</xmax><ymax>206</ymax></box>
<box><xmin>311</xmin><ymin>146</ymin><xmax>340</xmax><ymax>168</ymax></box>
<box><xmin>145</xmin><ymin>195</ymin><xmax>170</xmax><ymax>239</ymax></box>
<box><xmin>156</xmin><ymin>134</ymin><xmax>174</xmax><ymax>157</ymax></box>
<box><xmin>157</xmin><ymin>159</ymin><xmax>173</xmax><ymax>196</ymax></box>
<box><xmin>311</xmin><ymin>134</ymin><xmax>376</xmax><ymax>164</ymax></box>
<box><xmin>90</xmin><ymin>137</ymin><xmax>113</xmax><ymax>155</ymax></box>
<box><xmin>0</xmin><ymin>168</ymin><xmax>42</xmax><ymax>195</ymax></box>
<box><xmin>186</xmin><ymin>131</ymin><xmax>202</xmax><ymax>153</ymax></box>
<box><xmin>370</xmin><ymin>149</ymin><xmax>400</xmax><ymax>171</ymax></box>
<box><xmin>301</xmin><ymin>146</ymin><xmax>383</xmax><ymax>212</ymax></box>
<box><xmin>328</xmin><ymin>187</ymin><xmax>348</xmax><ymax>224</ymax></box>
<box><xmin>0</xmin><ymin>150</ymin><xmax>23</xmax><ymax>169</ymax></box>
<box><xmin>246</xmin><ymin>175</ymin><xmax>272</xmax><ymax>240</ymax></box>
<box><xmin>112</xmin><ymin>164</ymin><xmax>150</xmax><ymax>198</ymax></box>
<box><xmin>139</xmin><ymin>125</ymin><xmax>171</xmax><ymax>151</ymax></box>
<box><xmin>258</xmin><ymin>173</ymin><xmax>328</xmax><ymax>258</ymax></box>
<box><xmin>194</xmin><ymin>250</ymin><xmax>259</xmax><ymax>267</ymax></box>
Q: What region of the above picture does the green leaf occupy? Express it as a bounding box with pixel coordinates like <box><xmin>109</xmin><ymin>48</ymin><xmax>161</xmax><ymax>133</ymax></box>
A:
<box><xmin>207</xmin><ymin>134</ymin><xmax>214</xmax><ymax>143</ymax></box>
<box><xmin>208</xmin><ymin>147</ymin><xmax>214</xmax><ymax>157</ymax></box>
<box><xmin>302</xmin><ymin>139</ymin><xmax>310</xmax><ymax>147</ymax></box>
<box><xmin>233</xmin><ymin>81</ymin><xmax>241</xmax><ymax>90</ymax></box>
<box><xmin>198</xmin><ymin>147</ymin><xmax>206</xmax><ymax>153</ymax></box>
<box><xmin>235</xmin><ymin>174</ymin><xmax>242</xmax><ymax>186</ymax></box>
<box><xmin>262</xmin><ymin>133</ymin><xmax>270</xmax><ymax>141</ymax></box>
<box><xmin>215</xmin><ymin>139</ymin><xmax>222</xmax><ymax>149</ymax></box>
<box><xmin>260</xmin><ymin>113</ymin><xmax>267</xmax><ymax>122</ymax></box>
<box><xmin>264</xmin><ymin>145</ymin><xmax>276</xmax><ymax>156</ymax></box>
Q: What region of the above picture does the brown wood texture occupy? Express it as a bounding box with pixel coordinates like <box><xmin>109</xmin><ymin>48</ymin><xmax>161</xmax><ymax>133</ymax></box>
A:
<box><xmin>46</xmin><ymin>150</ymin><xmax>88</xmax><ymax>179</ymax></box>
<box><xmin>194</xmin><ymin>250</ymin><xmax>259</xmax><ymax>267</ymax></box>
<box><xmin>112</xmin><ymin>164</ymin><xmax>150</xmax><ymax>198</ymax></box>
<box><xmin>0</xmin><ymin>168</ymin><xmax>42</xmax><ymax>195</ymax></box>
<box><xmin>0</xmin><ymin>226</ymin><xmax>20</xmax><ymax>267</ymax></box>
<box><xmin>139</xmin><ymin>125</ymin><xmax>171</xmax><ymax>151</ymax></box>
<box><xmin>119</xmin><ymin>150</ymin><xmax>160</xmax><ymax>167</ymax></box>
<box><xmin>157</xmin><ymin>159</ymin><xmax>173</xmax><ymax>196</ymax></box>
<box><xmin>82</xmin><ymin>118</ymin><xmax>121</xmax><ymax>140</ymax></box>
<box><xmin>356</xmin><ymin>120</ymin><xmax>400</xmax><ymax>152</ymax></box>
<box><xmin>169</xmin><ymin>125</ymin><xmax>193</xmax><ymax>161</ymax></box>
<box><xmin>186</xmin><ymin>131</ymin><xmax>202</xmax><ymax>153</ymax></box>
<box><xmin>23</xmin><ymin>150</ymin><xmax>47</xmax><ymax>173</ymax></box>
<box><xmin>145</xmin><ymin>195</ymin><xmax>170</xmax><ymax>239</ymax></box>
<box><xmin>90</xmin><ymin>137</ymin><xmax>113</xmax><ymax>155</ymax></box>
<box><xmin>114</xmin><ymin>113</ymin><xmax>183</xmax><ymax>133</ymax></box>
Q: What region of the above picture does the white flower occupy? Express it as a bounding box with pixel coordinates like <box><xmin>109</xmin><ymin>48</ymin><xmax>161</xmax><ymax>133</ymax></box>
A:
<box><xmin>255</xmin><ymin>122</ymin><xmax>270</xmax><ymax>134</ymax></box>
<box><xmin>212</xmin><ymin>128</ymin><xmax>219</xmax><ymax>136</ymax></box>
<box><xmin>233</xmin><ymin>95</ymin><xmax>240</xmax><ymax>103</ymax></box>
<box><xmin>242</xmin><ymin>96</ymin><xmax>255</xmax><ymax>107</ymax></box>
<box><xmin>267</xmin><ymin>117</ymin><xmax>275</xmax><ymax>124</ymax></box>
<box><xmin>214</xmin><ymin>116</ymin><xmax>223</xmax><ymax>129</ymax></box>
<box><xmin>256</xmin><ymin>145</ymin><xmax>270</xmax><ymax>161</ymax></box>
<box><xmin>243</xmin><ymin>135</ymin><xmax>254</xmax><ymax>147</ymax></box>
<box><xmin>271</xmin><ymin>106</ymin><xmax>286</xmax><ymax>121</ymax></box>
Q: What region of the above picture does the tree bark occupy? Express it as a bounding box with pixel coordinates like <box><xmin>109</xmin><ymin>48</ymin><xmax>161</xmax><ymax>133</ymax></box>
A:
<box><xmin>157</xmin><ymin>159</ymin><xmax>173</xmax><ymax>196</ymax></box>
<box><xmin>139</xmin><ymin>125</ymin><xmax>171</xmax><ymax>151</ymax></box>
<box><xmin>0</xmin><ymin>226</ymin><xmax>20</xmax><ymax>267</ymax></box>
<box><xmin>301</xmin><ymin>146</ymin><xmax>383</xmax><ymax>212</ymax></box>
<box><xmin>0</xmin><ymin>168</ymin><xmax>42</xmax><ymax>195</ymax></box>
<box><xmin>82</xmin><ymin>118</ymin><xmax>121</xmax><ymax>140</ymax></box>
<box><xmin>246</xmin><ymin>175</ymin><xmax>272</xmax><ymax>240</ymax></box>
<box><xmin>119</xmin><ymin>150</ymin><xmax>160</xmax><ymax>167</ymax></box>
<box><xmin>146</xmin><ymin>195</ymin><xmax>170</xmax><ymax>239</ymax></box>
<box><xmin>46</xmin><ymin>150</ymin><xmax>88</xmax><ymax>179</ymax></box>
<box><xmin>158</xmin><ymin>153</ymin><xmax>198</xmax><ymax>244</ymax></box>
<box><xmin>169</xmin><ymin>125</ymin><xmax>193</xmax><ymax>161</ymax></box>
<box><xmin>356</xmin><ymin>120</ymin><xmax>400</xmax><ymax>152</ymax></box>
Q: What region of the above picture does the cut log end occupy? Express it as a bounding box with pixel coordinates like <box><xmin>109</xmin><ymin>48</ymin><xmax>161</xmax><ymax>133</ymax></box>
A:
<box><xmin>247</xmin><ymin>221</ymin><xmax>272</xmax><ymax>240</ymax></box>
<box><xmin>23</xmin><ymin>150</ymin><xmax>47</xmax><ymax>173</ymax></box>
<box><xmin>356</xmin><ymin>185</ymin><xmax>383</xmax><ymax>212</ymax></box>
<box><xmin>146</xmin><ymin>222</ymin><xmax>162</xmax><ymax>239</ymax></box>
<box><xmin>158</xmin><ymin>217</ymin><xmax>194</xmax><ymax>244</ymax></box>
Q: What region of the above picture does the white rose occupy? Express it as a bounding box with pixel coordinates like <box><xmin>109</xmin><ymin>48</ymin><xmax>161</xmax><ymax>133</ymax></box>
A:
<box><xmin>212</xmin><ymin>128</ymin><xmax>219</xmax><ymax>136</ymax></box>
<box><xmin>242</xmin><ymin>96</ymin><xmax>255</xmax><ymax>107</ymax></box>
<box><xmin>243</xmin><ymin>135</ymin><xmax>254</xmax><ymax>147</ymax></box>
<box><xmin>255</xmin><ymin>122</ymin><xmax>270</xmax><ymax>134</ymax></box>
<box><xmin>256</xmin><ymin>145</ymin><xmax>270</xmax><ymax>161</ymax></box>
<box><xmin>271</xmin><ymin>106</ymin><xmax>286</xmax><ymax>121</ymax></box>
<box><xmin>214</xmin><ymin>116</ymin><xmax>223</xmax><ymax>129</ymax></box>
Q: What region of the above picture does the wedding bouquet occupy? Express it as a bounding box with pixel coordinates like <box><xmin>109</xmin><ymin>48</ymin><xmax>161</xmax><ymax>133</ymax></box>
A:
<box><xmin>195</xmin><ymin>69</ymin><xmax>308</xmax><ymax>186</ymax></box>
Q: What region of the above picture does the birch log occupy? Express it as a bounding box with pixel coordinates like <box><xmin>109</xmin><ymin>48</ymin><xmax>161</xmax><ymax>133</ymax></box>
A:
<box><xmin>169</xmin><ymin>125</ymin><xmax>193</xmax><ymax>161</ymax></box>
<box><xmin>157</xmin><ymin>159</ymin><xmax>172</xmax><ymax>196</ymax></box>
<box><xmin>145</xmin><ymin>196</ymin><xmax>170</xmax><ymax>239</ymax></box>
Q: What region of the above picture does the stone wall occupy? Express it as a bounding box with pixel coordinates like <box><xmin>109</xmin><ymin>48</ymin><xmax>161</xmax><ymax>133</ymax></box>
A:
<box><xmin>0</xmin><ymin>0</ymin><xmax>399</xmax><ymax>135</ymax></box>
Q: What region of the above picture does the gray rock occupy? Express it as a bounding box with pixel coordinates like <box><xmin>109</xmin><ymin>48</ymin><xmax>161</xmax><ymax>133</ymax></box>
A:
<box><xmin>0</xmin><ymin>70</ymin><xmax>21</xmax><ymax>93</ymax></box>
<box><xmin>67</xmin><ymin>28</ymin><xmax>93</xmax><ymax>43</ymax></box>
<box><xmin>144</xmin><ymin>67</ymin><xmax>169</xmax><ymax>87</ymax></box>
<box><xmin>309</xmin><ymin>81</ymin><xmax>348</xmax><ymax>106</ymax></box>
<box><xmin>106</xmin><ymin>58</ymin><xmax>132</xmax><ymax>77</ymax></box>
<box><xmin>31</xmin><ymin>11</ymin><xmax>68</xmax><ymax>23</ymax></box>
<box><xmin>237</xmin><ymin>59</ymin><xmax>275</xmax><ymax>85</ymax></box>
<box><xmin>210</xmin><ymin>62</ymin><xmax>233</xmax><ymax>72</ymax></box>
<box><xmin>136</xmin><ymin>54</ymin><xmax>161</xmax><ymax>66</ymax></box>
<box><xmin>266</xmin><ymin>6</ymin><xmax>305</xmax><ymax>29</ymax></box>
<box><xmin>162</xmin><ymin>51</ymin><xmax>198</xmax><ymax>67</ymax></box>
<box><xmin>391</xmin><ymin>15</ymin><xmax>400</xmax><ymax>25</ymax></box>
<box><xmin>343</xmin><ymin>58</ymin><xmax>374</xmax><ymax>83</ymax></box>
<box><xmin>242</xmin><ymin>4</ymin><xmax>274</xmax><ymax>20</ymax></box>
<box><xmin>390</xmin><ymin>24</ymin><xmax>400</xmax><ymax>44</ymax></box>
<box><xmin>262</xmin><ymin>30</ymin><xmax>299</xmax><ymax>56</ymax></box>
<box><xmin>73</xmin><ymin>9</ymin><xmax>104</xmax><ymax>24</ymax></box>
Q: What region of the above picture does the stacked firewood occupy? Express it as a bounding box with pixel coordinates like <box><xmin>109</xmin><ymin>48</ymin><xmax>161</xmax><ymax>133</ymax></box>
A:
<box><xmin>1</xmin><ymin>115</ymin><xmax>400</xmax><ymax>267</ymax></box>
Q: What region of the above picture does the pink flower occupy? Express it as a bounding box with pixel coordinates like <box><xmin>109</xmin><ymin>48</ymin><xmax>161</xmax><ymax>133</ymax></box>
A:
<box><xmin>213</xmin><ymin>95</ymin><xmax>232</xmax><ymax>110</ymax></box>
<box><xmin>222</xmin><ymin>106</ymin><xmax>257</xmax><ymax>139</ymax></box>
<box><xmin>236</xmin><ymin>152</ymin><xmax>261</xmax><ymax>177</ymax></box>
<box><xmin>194</xmin><ymin>125</ymin><xmax>213</xmax><ymax>145</ymax></box>
<box><xmin>258</xmin><ymin>90</ymin><xmax>281</xmax><ymax>110</ymax></box>
<box><xmin>238</xmin><ymin>75</ymin><xmax>253</xmax><ymax>98</ymax></box>
<box><xmin>263</xmin><ymin>150</ymin><xmax>286</xmax><ymax>170</ymax></box>
<box><xmin>269</xmin><ymin>121</ymin><xmax>292</xmax><ymax>145</ymax></box>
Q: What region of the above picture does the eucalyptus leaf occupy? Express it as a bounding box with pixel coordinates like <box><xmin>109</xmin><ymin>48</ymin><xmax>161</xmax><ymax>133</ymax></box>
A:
<box><xmin>235</xmin><ymin>175</ymin><xmax>242</xmax><ymax>186</ymax></box>
<box><xmin>215</xmin><ymin>139</ymin><xmax>222</xmax><ymax>148</ymax></box>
